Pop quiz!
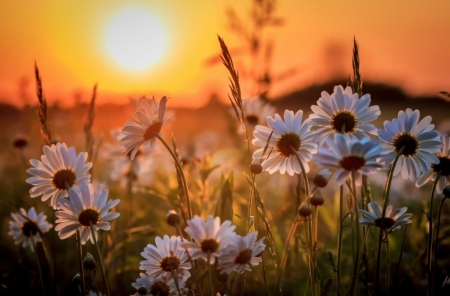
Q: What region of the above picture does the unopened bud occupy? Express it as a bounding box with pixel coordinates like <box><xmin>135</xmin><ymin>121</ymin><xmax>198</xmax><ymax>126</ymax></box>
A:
<box><xmin>166</xmin><ymin>210</ymin><xmax>181</xmax><ymax>227</ymax></box>
<box><xmin>137</xmin><ymin>286</ymin><xmax>148</xmax><ymax>295</ymax></box>
<box><xmin>83</xmin><ymin>252</ymin><xmax>96</xmax><ymax>270</ymax></box>
<box><xmin>12</xmin><ymin>137</ymin><xmax>28</xmax><ymax>149</ymax></box>
<box><xmin>72</xmin><ymin>273</ymin><xmax>81</xmax><ymax>285</ymax></box>
<box><xmin>443</xmin><ymin>186</ymin><xmax>450</xmax><ymax>198</ymax></box>
<box><xmin>249</xmin><ymin>158</ymin><xmax>263</xmax><ymax>174</ymax></box>
<box><xmin>310</xmin><ymin>194</ymin><xmax>324</xmax><ymax>206</ymax></box>
<box><xmin>313</xmin><ymin>169</ymin><xmax>331</xmax><ymax>188</ymax></box>
<box><xmin>299</xmin><ymin>203</ymin><xmax>311</xmax><ymax>217</ymax></box>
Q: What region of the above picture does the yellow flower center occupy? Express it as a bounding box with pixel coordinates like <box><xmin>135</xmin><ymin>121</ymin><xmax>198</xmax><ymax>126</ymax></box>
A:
<box><xmin>234</xmin><ymin>249</ymin><xmax>253</xmax><ymax>265</ymax></box>
<box><xmin>77</xmin><ymin>209</ymin><xmax>100</xmax><ymax>227</ymax></box>
<box><xmin>331</xmin><ymin>110</ymin><xmax>358</xmax><ymax>133</ymax></box>
<box><xmin>150</xmin><ymin>280</ymin><xmax>170</xmax><ymax>296</ymax></box>
<box><xmin>22</xmin><ymin>220</ymin><xmax>39</xmax><ymax>237</ymax></box>
<box><xmin>52</xmin><ymin>169</ymin><xmax>77</xmax><ymax>190</ymax></box>
<box><xmin>159</xmin><ymin>255</ymin><xmax>181</xmax><ymax>272</ymax></box>
<box><xmin>339</xmin><ymin>156</ymin><xmax>366</xmax><ymax>171</ymax></box>
<box><xmin>200</xmin><ymin>238</ymin><xmax>219</xmax><ymax>254</ymax></box>
<box><xmin>393</xmin><ymin>132</ymin><xmax>418</xmax><ymax>157</ymax></box>
<box><xmin>276</xmin><ymin>132</ymin><xmax>301</xmax><ymax>157</ymax></box>
<box><xmin>143</xmin><ymin>122</ymin><xmax>163</xmax><ymax>141</ymax></box>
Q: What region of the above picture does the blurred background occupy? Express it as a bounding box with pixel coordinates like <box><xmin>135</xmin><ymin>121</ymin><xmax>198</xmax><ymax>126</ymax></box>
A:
<box><xmin>1</xmin><ymin>0</ymin><xmax>450</xmax><ymax>295</ymax></box>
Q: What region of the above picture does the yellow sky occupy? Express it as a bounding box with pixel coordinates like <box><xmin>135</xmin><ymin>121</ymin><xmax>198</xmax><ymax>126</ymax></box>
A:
<box><xmin>1</xmin><ymin>0</ymin><xmax>449</xmax><ymax>108</ymax></box>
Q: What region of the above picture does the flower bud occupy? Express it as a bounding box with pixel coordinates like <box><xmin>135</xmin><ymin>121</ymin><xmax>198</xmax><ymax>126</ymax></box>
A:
<box><xmin>83</xmin><ymin>252</ymin><xmax>96</xmax><ymax>270</ymax></box>
<box><xmin>443</xmin><ymin>185</ymin><xmax>450</xmax><ymax>198</ymax></box>
<box><xmin>72</xmin><ymin>273</ymin><xmax>81</xmax><ymax>285</ymax></box>
<box><xmin>249</xmin><ymin>158</ymin><xmax>263</xmax><ymax>174</ymax></box>
<box><xmin>313</xmin><ymin>169</ymin><xmax>331</xmax><ymax>188</ymax></box>
<box><xmin>299</xmin><ymin>203</ymin><xmax>311</xmax><ymax>217</ymax></box>
<box><xmin>12</xmin><ymin>137</ymin><xmax>28</xmax><ymax>149</ymax></box>
<box><xmin>166</xmin><ymin>210</ymin><xmax>181</xmax><ymax>227</ymax></box>
<box><xmin>310</xmin><ymin>194</ymin><xmax>324</xmax><ymax>206</ymax></box>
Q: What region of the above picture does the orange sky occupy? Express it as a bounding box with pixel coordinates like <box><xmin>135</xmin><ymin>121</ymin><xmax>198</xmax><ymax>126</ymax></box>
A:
<box><xmin>1</xmin><ymin>0</ymin><xmax>449</xmax><ymax>108</ymax></box>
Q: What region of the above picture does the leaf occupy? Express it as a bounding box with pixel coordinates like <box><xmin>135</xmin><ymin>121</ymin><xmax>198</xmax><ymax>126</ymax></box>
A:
<box><xmin>214</xmin><ymin>173</ymin><xmax>234</xmax><ymax>223</ymax></box>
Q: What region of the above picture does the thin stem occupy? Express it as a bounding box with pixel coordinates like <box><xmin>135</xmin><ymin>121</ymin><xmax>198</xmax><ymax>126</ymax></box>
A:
<box><xmin>349</xmin><ymin>170</ymin><xmax>360</xmax><ymax>296</ymax></box>
<box><xmin>157</xmin><ymin>134</ymin><xmax>192</xmax><ymax>220</ymax></box>
<box><xmin>336</xmin><ymin>185</ymin><xmax>344</xmax><ymax>296</ymax></box>
<box><xmin>31</xmin><ymin>239</ymin><xmax>45</xmax><ymax>295</ymax></box>
<box><xmin>176</xmin><ymin>227</ymin><xmax>203</xmax><ymax>296</ymax></box>
<box><xmin>290</xmin><ymin>146</ymin><xmax>309</xmax><ymax>197</ymax></box>
<box><xmin>170</xmin><ymin>268</ymin><xmax>182</xmax><ymax>296</ymax></box>
<box><xmin>232</xmin><ymin>272</ymin><xmax>243</xmax><ymax>296</ymax></box>
<box><xmin>249</xmin><ymin>264</ymin><xmax>272</xmax><ymax>296</ymax></box>
<box><xmin>375</xmin><ymin>146</ymin><xmax>405</xmax><ymax>294</ymax></box>
<box><xmin>307</xmin><ymin>215</ymin><xmax>317</xmax><ymax>296</ymax></box>
<box><xmin>247</xmin><ymin>174</ymin><xmax>256</xmax><ymax>232</ymax></box>
<box><xmin>432</xmin><ymin>195</ymin><xmax>447</xmax><ymax>292</ymax></box>
<box><xmin>89</xmin><ymin>222</ymin><xmax>110</xmax><ymax>296</ymax></box>
<box><xmin>427</xmin><ymin>171</ymin><xmax>442</xmax><ymax>296</ymax></box>
<box><xmin>76</xmin><ymin>230</ymin><xmax>86</xmax><ymax>296</ymax></box>
<box><xmin>276</xmin><ymin>214</ymin><xmax>300</xmax><ymax>296</ymax></box>
<box><xmin>207</xmin><ymin>252</ymin><xmax>215</xmax><ymax>295</ymax></box>
<box><xmin>385</xmin><ymin>232</ymin><xmax>390</xmax><ymax>296</ymax></box>
<box><xmin>89</xmin><ymin>270</ymin><xmax>100</xmax><ymax>296</ymax></box>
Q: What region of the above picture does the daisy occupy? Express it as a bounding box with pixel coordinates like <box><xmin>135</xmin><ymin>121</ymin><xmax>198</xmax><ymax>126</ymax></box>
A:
<box><xmin>218</xmin><ymin>231</ymin><xmax>265</xmax><ymax>274</ymax></box>
<box><xmin>140</xmin><ymin>235</ymin><xmax>191</xmax><ymax>282</ymax></box>
<box><xmin>359</xmin><ymin>201</ymin><xmax>412</xmax><ymax>233</ymax></box>
<box><xmin>416</xmin><ymin>134</ymin><xmax>450</xmax><ymax>193</ymax></box>
<box><xmin>308</xmin><ymin>85</ymin><xmax>380</xmax><ymax>143</ymax></box>
<box><xmin>181</xmin><ymin>215</ymin><xmax>236</xmax><ymax>264</ymax></box>
<box><xmin>239</xmin><ymin>96</ymin><xmax>276</xmax><ymax>128</ymax></box>
<box><xmin>118</xmin><ymin>97</ymin><xmax>169</xmax><ymax>160</ymax></box>
<box><xmin>377</xmin><ymin>108</ymin><xmax>442</xmax><ymax>181</ymax></box>
<box><xmin>26</xmin><ymin>142</ymin><xmax>92</xmax><ymax>209</ymax></box>
<box><xmin>8</xmin><ymin>207</ymin><xmax>53</xmax><ymax>252</ymax></box>
<box><xmin>314</xmin><ymin>134</ymin><xmax>384</xmax><ymax>186</ymax></box>
<box><xmin>252</xmin><ymin>109</ymin><xmax>317</xmax><ymax>176</ymax></box>
<box><xmin>131</xmin><ymin>273</ymin><xmax>187</xmax><ymax>296</ymax></box>
<box><xmin>55</xmin><ymin>183</ymin><xmax>120</xmax><ymax>244</ymax></box>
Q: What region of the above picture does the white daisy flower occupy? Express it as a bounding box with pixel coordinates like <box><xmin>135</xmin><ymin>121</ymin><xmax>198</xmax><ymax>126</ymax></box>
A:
<box><xmin>8</xmin><ymin>207</ymin><xmax>53</xmax><ymax>252</ymax></box>
<box><xmin>118</xmin><ymin>97</ymin><xmax>169</xmax><ymax>160</ymax></box>
<box><xmin>88</xmin><ymin>291</ymin><xmax>105</xmax><ymax>296</ymax></box>
<box><xmin>55</xmin><ymin>183</ymin><xmax>120</xmax><ymax>244</ymax></box>
<box><xmin>26</xmin><ymin>142</ymin><xmax>92</xmax><ymax>209</ymax></box>
<box><xmin>218</xmin><ymin>231</ymin><xmax>265</xmax><ymax>274</ymax></box>
<box><xmin>416</xmin><ymin>134</ymin><xmax>450</xmax><ymax>193</ymax></box>
<box><xmin>377</xmin><ymin>108</ymin><xmax>442</xmax><ymax>181</ymax></box>
<box><xmin>314</xmin><ymin>134</ymin><xmax>384</xmax><ymax>186</ymax></box>
<box><xmin>359</xmin><ymin>201</ymin><xmax>412</xmax><ymax>233</ymax></box>
<box><xmin>131</xmin><ymin>273</ymin><xmax>187</xmax><ymax>296</ymax></box>
<box><xmin>308</xmin><ymin>85</ymin><xmax>380</xmax><ymax>143</ymax></box>
<box><xmin>139</xmin><ymin>235</ymin><xmax>191</xmax><ymax>282</ymax></box>
<box><xmin>181</xmin><ymin>215</ymin><xmax>236</xmax><ymax>264</ymax></box>
<box><xmin>240</xmin><ymin>97</ymin><xmax>276</xmax><ymax>128</ymax></box>
<box><xmin>252</xmin><ymin>109</ymin><xmax>317</xmax><ymax>176</ymax></box>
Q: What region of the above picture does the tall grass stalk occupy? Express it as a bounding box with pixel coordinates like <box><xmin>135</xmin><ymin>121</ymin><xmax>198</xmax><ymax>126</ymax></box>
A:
<box><xmin>89</xmin><ymin>221</ymin><xmax>110</xmax><ymax>296</ymax></box>
<box><xmin>375</xmin><ymin>146</ymin><xmax>405</xmax><ymax>294</ymax></box>
<box><xmin>34</xmin><ymin>63</ymin><xmax>52</xmax><ymax>146</ymax></box>
<box><xmin>156</xmin><ymin>134</ymin><xmax>192</xmax><ymax>219</ymax></box>
<box><xmin>427</xmin><ymin>171</ymin><xmax>442</xmax><ymax>295</ymax></box>
<box><xmin>349</xmin><ymin>170</ymin><xmax>360</xmax><ymax>296</ymax></box>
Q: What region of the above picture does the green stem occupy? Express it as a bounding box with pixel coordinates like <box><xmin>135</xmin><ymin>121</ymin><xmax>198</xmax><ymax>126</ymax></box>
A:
<box><xmin>428</xmin><ymin>172</ymin><xmax>442</xmax><ymax>295</ymax></box>
<box><xmin>375</xmin><ymin>146</ymin><xmax>405</xmax><ymax>294</ymax></box>
<box><xmin>393</xmin><ymin>225</ymin><xmax>408</xmax><ymax>290</ymax></box>
<box><xmin>249</xmin><ymin>264</ymin><xmax>272</xmax><ymax>296</ymax></box>
<box><xmin>89</xmin><ymin>222</ymin><xmax>110</xmax><ymax>296</ymax></box>
<box><xmin>76</xmin><ymin>230</ymin><xmax>86</xmax><ymax>296</ymax></box>
<box><xmin>157</xmin><ymin>134</ymin><xmax>192</xmax><ymax>220</ymax></box>
<box><xmin>232</xmin><ymin>271</ymin><xmax>243</xmax><ymax>296</ymax></box>
<box><xmin>207</xmin><ymin>252</ymin><xmax>214</xmax><ymax>295</ymax></box>
<box><xmin>433</xmin><ymin>196</ymin><xmax>447</xmax><ymax>289</ymax></box>
<box><xmin>276</xmin><ymin>214</ymin><xmax>300</xmax><ymax>296</ymax></box>
<box><xmin>385</xmin><ymin>233</ymin><xmax>390</xmax><ymax>296</ymax></box>
<box><xmin>176</xmin><ymin>227</ymin><xmax>203</xmax><ymax>296</ymax></box>
<box><xmin>336</xmin><ymin>185</ymin><xmax>344</xmax><ymax>296</ymax></box>
<box><xmin>31</xmin><ymin>239</ymin><xmax>45</xmax><ymax>295</ymax></box>
<box><xmin>247</xmin><ymin>174</ymin><xmax>256</xmax><ymax>232</ymax></box>
<box><xmin>349</xmin><ymin>170</ymin><xmax>360</xmax><ymax>296</ymax></box>
<box><xmin>290</xmin><ymin>145</ymin><xmax>309</xmax><ymax>197</ymax></box>
<box><xmin>89</xmin><ymin>270</ymin><xmax>100</xmax><ymax>296</ymax></box>
<box><xmin>170</xmin><ymin>268</ymin><xmax>182</xmax><ymax>296</ymax></box>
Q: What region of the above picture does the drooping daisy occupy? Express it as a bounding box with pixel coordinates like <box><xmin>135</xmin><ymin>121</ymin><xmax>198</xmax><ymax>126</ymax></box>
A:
<box><xmin>131</xmin><ymin>273</ymin><xmax>188</xmax><ymax>296</ymax></box>
<box><xmin>314</xmin><ymin>134</ymin><xmax>384</xmax><ymax>186</ymax></box>
<box><xmin>181</xmin><ymin>215</ymin><xmax>236</xmax><ymax>264</ymax></box>
<box><xmin>359</xmin><ymin>201</ymin><xmax>412</xmax><ymax>233</ymax></box>
<box><xmin>308</xmin><ymin>85</ymin><xmax>380</xmax><ymax>143</ymax></box>
<box><xmin>416</xmin><ymin>134</ymin><xmax>450</xmax><ymax>193</ymax></box>
<box><xmin>8</xmin><ymin>207</ymin><xmax>53</xmax><ymax>252</ymax></box>
<box><xmin>140</xmin><ymin>235</ymin><xmax>191</xmax><ymax>282</ymax></box>
<box><xmin>118</xmin><ymin>97</ymin><xmax>169</xmax><ymax>160</ymax></box>
<box><xmin>218</xmin><ymin>231</ymin><xmax>265</xmax><ymax>274</ymax></box>
<box><xmin>240</xmin><ymin>96</ymin><xmax>276</xmax><ymax>128</ymax></box>
<box><xmin>252</xmin><ymin>109</ymin><xmax>317</xmax><ymax>176</ymax></box>
<box><xmin>377</xmin><ymin>108</ymin><xmax>442</xmax><ymax>181</ymax></box>
<box><xmin>26</xmin><ymin>142</ymin><xmax>92</xmax><ymax>209</ymax></box>
<box><xmin>55</xmin><ymin>183</ymin><xmax>120</xmax><ymax>244</ymax></box>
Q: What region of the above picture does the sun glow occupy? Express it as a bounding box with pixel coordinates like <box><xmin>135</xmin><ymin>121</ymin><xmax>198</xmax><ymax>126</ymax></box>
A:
<box><xmin>105</xmin><ymin>9</ymin><xmax>166</xmax><ymax>71</ymax></box>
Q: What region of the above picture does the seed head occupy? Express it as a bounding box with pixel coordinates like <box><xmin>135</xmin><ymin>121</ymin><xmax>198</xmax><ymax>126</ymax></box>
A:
<box><xmin>299</xmin><ymin>203</ymin><xmax>311</xmax><ymax>217</ymax></box>
<box><xmin>166</xmin><ymin>210</ymin><xmax>181</xmax><ymax>227</ymax></box>
<box><xmin>83</xmin><ymin>252</ymin><xmax>96</xmax><ymax>270</ymax></box>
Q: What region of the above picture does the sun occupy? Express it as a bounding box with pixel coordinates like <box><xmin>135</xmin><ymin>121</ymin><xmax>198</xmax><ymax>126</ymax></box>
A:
<box><xmin>105</xmin><ymin>9</ymin><xmax>166</xmax><ymax>71</ymax></box>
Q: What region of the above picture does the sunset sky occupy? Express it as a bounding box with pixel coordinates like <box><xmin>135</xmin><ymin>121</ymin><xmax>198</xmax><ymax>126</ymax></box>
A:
<box><xmin>1</xmin><ymin>0</ymin><xmax>449</xmax><ymax>108</ymax></box>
